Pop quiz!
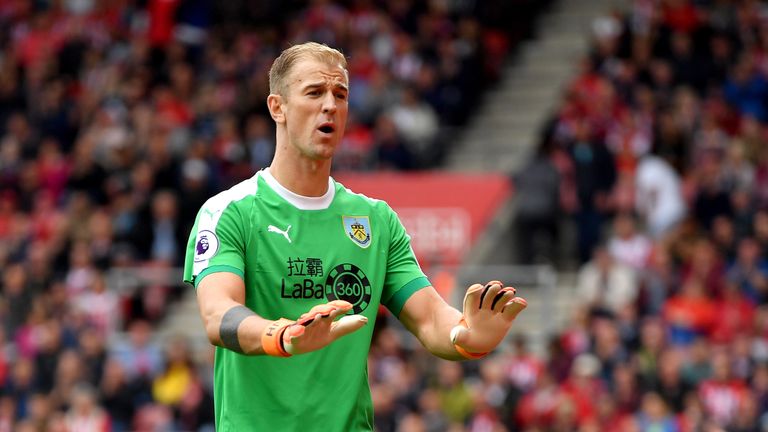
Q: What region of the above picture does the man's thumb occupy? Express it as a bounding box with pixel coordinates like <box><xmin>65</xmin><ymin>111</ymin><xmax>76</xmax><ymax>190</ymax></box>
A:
<box><xmin>450</xmin><ymin>324</ymin><xmax>470</xmax><ymax>346</ymax></box>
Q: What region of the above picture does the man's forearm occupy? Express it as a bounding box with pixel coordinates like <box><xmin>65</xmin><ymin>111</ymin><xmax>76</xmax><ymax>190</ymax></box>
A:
<box><xmin>399</xmin><ymin>293</ymin><xmax>466</xmax><ymax>361</ymax></box>
<box><xmin>202</xmin><ymin>302</ymin><xmax>273</xmax><ymax>355</ymax></box>
<box><xmin>220</xmin><ymin>305</ymin><xmax>258</xmax><ymax>354</ymax></box>
<box><xmin>419</xmin><ymin>304</ymin><xmax>466</xmax><ymax>360</ymax></box>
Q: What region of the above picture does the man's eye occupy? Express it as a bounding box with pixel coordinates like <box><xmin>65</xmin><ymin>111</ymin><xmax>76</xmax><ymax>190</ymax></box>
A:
<box><xmin>336</xmin><ymin>93</ymin><xmax>347</xmax><ymax>100</ymax></box>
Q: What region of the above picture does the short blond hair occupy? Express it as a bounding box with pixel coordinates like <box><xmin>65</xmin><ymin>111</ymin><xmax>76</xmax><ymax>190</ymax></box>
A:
<box><xmin>269</xmin><ymin>42</ymin><xmax>348</xmax><ymax>97</ymax></box>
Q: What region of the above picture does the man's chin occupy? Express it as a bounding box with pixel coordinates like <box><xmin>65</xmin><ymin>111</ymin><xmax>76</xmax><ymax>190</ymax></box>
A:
<box><xmin>306</xmin><ymin>142</ymin><xmax>338</xmax><ymax>160</ymax></box>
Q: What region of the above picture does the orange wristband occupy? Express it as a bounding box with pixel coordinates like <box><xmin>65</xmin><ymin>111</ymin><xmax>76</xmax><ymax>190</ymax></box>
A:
<box><xmin>453</xmin><ymin>317</ymin><xmax>489</xmax><ymax>360</ymax></box>
<box><xmin>261</xmin><ymin>318</ymin><xmax>294</xmax><ymax>357</ymax></box>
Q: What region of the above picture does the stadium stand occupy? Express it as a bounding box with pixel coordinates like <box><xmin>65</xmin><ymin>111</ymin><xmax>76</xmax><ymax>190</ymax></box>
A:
<box><xmin>457</xmin><ymin>0</ymin><xmax>768</xmax><ymax>431</ymax></box>
<box><xmin>7</xmin><ymin>0</ymin><xmax>768</xmax><ymax>430</ymax></box>
<box><xmin>0</xmin><ymin>1</ymin><xmax>552</xmax><ymax>431</ymax></box>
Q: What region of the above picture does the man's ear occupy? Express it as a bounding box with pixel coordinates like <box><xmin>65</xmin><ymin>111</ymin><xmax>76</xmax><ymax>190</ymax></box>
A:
<box><xmin>267</xmin><ymin>94</ymin><xmax>285</xmax><ymax>124</ymax></box>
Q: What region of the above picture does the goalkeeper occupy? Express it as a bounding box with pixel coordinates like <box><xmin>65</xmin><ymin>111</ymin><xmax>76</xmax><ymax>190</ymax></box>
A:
<box><xmin>183</xmin><ymin>42</ymin><xmax>527</xmax><ymax>431</ymax></box>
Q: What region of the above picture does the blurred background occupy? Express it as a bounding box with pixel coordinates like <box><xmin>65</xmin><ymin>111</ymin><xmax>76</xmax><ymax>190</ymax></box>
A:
<box><xmin>2</xmin><ymin>0</ymin><xmax>768</xmax><ymax>431</ymax></box>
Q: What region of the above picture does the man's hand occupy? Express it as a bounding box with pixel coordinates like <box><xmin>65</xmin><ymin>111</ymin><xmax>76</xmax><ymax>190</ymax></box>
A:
<box><xmin>261</xmin><ymin>300</ymin><xmax>368</xmax><ymax>357</ymax></box>
<box><xmin>450</xmin><ymin>281</ymin><xmax>527</xmax><ymax>358</ymax></box>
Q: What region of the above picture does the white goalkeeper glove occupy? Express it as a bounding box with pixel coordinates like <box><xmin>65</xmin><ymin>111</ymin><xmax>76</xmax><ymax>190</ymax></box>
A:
<box><xmin>450</xmin><ymin>280</ymin><xmax>527</xmax><ymax>359</ymax></box>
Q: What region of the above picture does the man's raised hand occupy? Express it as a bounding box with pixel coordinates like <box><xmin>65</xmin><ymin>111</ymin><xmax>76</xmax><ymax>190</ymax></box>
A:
<box><xmin>262</xmin><ymin>300</ymin><xmax>368</xmax><ymax>357</ymax></box>
<box><xmin>450</xmin><ymin>281</ymin><xmax>527</xmax><ymax>359</ymax></box>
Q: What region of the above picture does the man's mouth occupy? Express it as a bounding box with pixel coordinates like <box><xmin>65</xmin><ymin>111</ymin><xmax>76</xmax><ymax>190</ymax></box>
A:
<box><xmin>318</xmin><ymin>123</ymin><xmax>335</xmax><ymax>134</ymax></box>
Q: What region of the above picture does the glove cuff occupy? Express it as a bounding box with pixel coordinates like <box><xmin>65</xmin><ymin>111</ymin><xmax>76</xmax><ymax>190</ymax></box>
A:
<box><xmin>262</xmin><ymin>318</ymin><xmax>294</xmax><ymax>357</ymax></box>
<box><xmin>452</xmin><ymin>317</ymin><xmax>489</xmax><ymax>360</ymax></box>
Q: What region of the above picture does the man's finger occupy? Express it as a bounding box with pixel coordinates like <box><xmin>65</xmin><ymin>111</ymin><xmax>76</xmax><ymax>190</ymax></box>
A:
<box><xmin>492</xmin><ymin>288</ymin><xmax>516</xmax><ymax>313</ymax></box>
<box><xmin>502</xmin><ymin>297</ymin><xmax>528</xmax><ymax>321</ymax></box>
<box><xmin>327</xmin><ymin>300</ymin><xmax>353</xmax><ymax>311</ymax></box>
<box><xmin>298</xmin><ymin>300</ymin><xmax>353</xmax><ymax>326</ymax></box>
<box><xmin>478</xmin><ymin>281</ymin><xmax>502</xmax><ymax>309</ymax></box>
<box><xmin>330</xmin><ymin>315</ymin><xmax>368</xmax><ymax>339</ymax></box>
<box><xmin>462</xmin><ymin>284</ymin><xmax>485</xmax><ymax>312</ymax></box>
<box><xmin>327</xmin><ymin>304</ymin><xmax>352</xmax><ymax>321</ymax></box>
<box><xmin>481</xmin><ymin>282</ymin><xmax>502</xmax><ymax>309</ymax></box>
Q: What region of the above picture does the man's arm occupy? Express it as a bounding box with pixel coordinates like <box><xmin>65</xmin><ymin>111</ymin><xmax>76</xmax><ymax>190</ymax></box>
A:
<box><xmin>197</xmin><ymin>272</ymin><xmax>368</xmax><ymax>356</ymax></box>
<box><xmin>197</xmin><ymin>272</ymin><xmax>273</xmax><ymax>355</ymax></box>
<box><xmin>398</xmin><ymin>281</ymin><xmax>527</xmax><ymax>361</ymax></box>
<box><xmin>397</xmin><ymin>286</ymin><xmax>466</xmax><ymax>360</ymax></box>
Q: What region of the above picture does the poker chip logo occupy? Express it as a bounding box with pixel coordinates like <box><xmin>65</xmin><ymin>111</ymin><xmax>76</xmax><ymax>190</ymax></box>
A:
<box><xmin>325</xmin><ymin>264</ymin><xmax>372</xmax><ymax>314</ymax></box>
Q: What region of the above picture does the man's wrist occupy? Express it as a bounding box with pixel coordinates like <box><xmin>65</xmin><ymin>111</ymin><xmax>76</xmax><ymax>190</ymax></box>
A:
<box><xmin>262</xmin><ymin>318</ymin><xmax>294</xmax><ymax>357</ymax></box>
<box><xmin>451</xmin><ymin>317</ymin><xmax>489</xmax><ymax>360</ymax></box>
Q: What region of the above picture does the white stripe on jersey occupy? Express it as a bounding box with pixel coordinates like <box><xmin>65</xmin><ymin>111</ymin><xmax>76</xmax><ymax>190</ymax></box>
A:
<box><xmin>193</xmin><ymin>175</ymin><xmax>259</xmax><ymax>276</ymax></box>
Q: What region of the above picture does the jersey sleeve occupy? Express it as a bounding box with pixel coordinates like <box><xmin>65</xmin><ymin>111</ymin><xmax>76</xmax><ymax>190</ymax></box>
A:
<box><xmin>183</xmin><ymin>199</ymin><xmax>247</xmax><ymax>287</ymax></box>
<box><xmin>380</xmin><ymin>203</ymin><xmax>431</xmax><ymax>317</ymax></box>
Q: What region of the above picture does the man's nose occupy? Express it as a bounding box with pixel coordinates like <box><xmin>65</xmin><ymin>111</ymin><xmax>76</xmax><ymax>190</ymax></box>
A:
<box><xmin>321</xmin><ymin>92</ymin><xmax>337</xmax><ymax>113</ymax></box>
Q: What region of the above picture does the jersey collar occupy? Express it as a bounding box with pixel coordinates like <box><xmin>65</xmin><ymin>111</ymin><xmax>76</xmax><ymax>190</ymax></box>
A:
<box><xmin>261</xmin><ymin>168</ymin><xmax>335</xmax><ymax>210</ymax></box>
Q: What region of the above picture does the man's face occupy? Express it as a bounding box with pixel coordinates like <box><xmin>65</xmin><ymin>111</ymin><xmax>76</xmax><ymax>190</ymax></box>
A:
<box><xmin>280</xmin><ymin>58</ymin><xmax>349</xmax><ymax>160</ymax></box>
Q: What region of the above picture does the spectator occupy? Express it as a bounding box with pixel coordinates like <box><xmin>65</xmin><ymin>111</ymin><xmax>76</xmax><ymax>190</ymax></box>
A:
<box><xmin>99</xmin><ymin>360</ymin><xmax>141</xmax><ymax>432</ymax></box>
<box><xmin>73</xmin><ymin>274</ymin><xmax>121</xmax><ymax>338</ymax></box>
<box><xmin>607</xmin><ymin>212</ymin><xmax>653</xmax><ymax>271</ymax></box>
<box><xmin>3</xmin><ymin>358</ymin><xmax>35</xmax><ymax>419</ymax></box>
<box><xmin>151</xmin><ymin>336</ymin><xmax>194</xmax><ymax>408</ymax></box>
<box><xmin>635</xmin><ymin>392</ymin><xmax>678</xmax><ymax>432</ymax></box>
<box><xmin>558</xmin><ymin>353</ymin><xmax>607</xmax><ymax>427</ymax></box>
<box><xmin>569</xmin><ymin>120</ymin><xmax>617</xmax><ymax>263</ymax></box>
<box><xmin>640</xmin><ymin>243</ymin><xmax>679</xmax><ymax>315</ymax></box>
<box><xmin>15</xmin><ymin>0</ymin><xmax>768</xmax><ymax>429</ymax></box>
<box><xmin>577</xmin><ymin>246</ymin><xmax>638</xmax><ymax>317</ymax></box>
<box><xmin>49</xmin><ymin>349</ymin><xmax>85</xmax><ymax>411</ymax></box>
<box><xmin>726</xmin><ymin>236</ymin><xmax>768</xmax><ymax>304</ymax></box>
<box><xmin>723</xmin><ymin>53</ymin><xmax>768</xmax><ymax>122</ymax></box>
<box><xmin>643</xmin><ymin>348</ymin><xmax>692</xmax><ymax>414</ymax></box>
<box><xmin>109</xmin><ymin>320</ymin><xmax>163</xmax><ymax>382</ymax></box>
<box><xmin>710</xmin><ymin>280</ymin><xmax>756</xmax><ymax>345</ymax></box>
<box><xmin>663</xmin><ymin>279</ymin><xmax>717</xmax><ymax>347</ymax></box>
<box><xmin>635</xmin><ymin>317</ymin><xmax>667</xmax><ymax>385</ymax></box>
<box><xmin>698</xmin><ymin>350</ymin><xmax>751</xmax><ymax>428</ymax></box>
<box><xmin>634</xmin><ymin>154</ymin><xmax>686</xmax><ymax>238</ymax></box>
<box><xmin>374</xmin><ymin>114</ymin><xmax>414</xmax><ymax>170</ymax></box>
<box><xmin>63</xmin><ymin>383</ymin><xmax>110</xmax><ymax>432</ymax></box>
<box><xmin>502</xmin><ymin>334</ymin><xmax>544</xmax><ymax>394</ymax></box>
<box><xmin>513</xmin><ymin>138</ymin><xmax>562</xmax><ymax>265</ymax></box>
<box><xmin>680</xmin><ymin>337</ymin><xmax>712</xmax><ymax>388</ymax></box>
<box><xmin>387</xmin><ymin>86</ymin><xmax>439</xmax><ymax>166</ymax></box>
<box><xmin>514</xmin><ymin>369</ymin><xmax>565</xmax><ymax>430</ymax></box>
<box><xmin>2</xmin><ymin>263</ymin><xmax>33</xmax><ymax>337</ymax></box>
<box><xmin>0</xmin><ymin>1</ymin><xmax>557</xmax><ymax>430</ymax></box>
<box><xmin>433</xmin><ymin>361</ymin><xmax>474</xmax><ymax>425</ymax></box>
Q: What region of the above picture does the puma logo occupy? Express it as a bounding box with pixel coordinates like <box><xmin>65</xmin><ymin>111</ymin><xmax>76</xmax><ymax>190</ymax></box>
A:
<box><xmin>202</xmin><ymin>207</ymin><xmax>222</xmax><ymax>219</ymax></box>
<box><xmin>268</xmin><ymin>224</ymin><xmax>292</xmax><ymax>243</ymax></box>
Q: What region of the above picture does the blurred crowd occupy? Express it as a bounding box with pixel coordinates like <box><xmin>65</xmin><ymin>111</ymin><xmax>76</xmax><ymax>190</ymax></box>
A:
<box><xmin>383</xmin><ymin>0</ymin><xmax>768</xmax><ymax>431</ymax></box>
<box><xmin>13</xmin><ymin>0</ymin><xmax>768</xmax><ymax>431</ymax></box>
<box><xmin>0</xmin><ymin>0</ymin><xmax>551</xmax><ymax>431</ymax></box>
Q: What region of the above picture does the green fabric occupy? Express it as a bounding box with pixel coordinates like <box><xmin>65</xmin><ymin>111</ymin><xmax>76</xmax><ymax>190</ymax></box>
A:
<box><xmin>194</xmin><ymin>265</ymin><xmax>245</xmax><ymax>288</ymax></box>
<box><xmin>183</xmin><ymin>170</ymin><xmax>430</xmax><ymax>431</ymax></box>
<box><xmin>386</xmin><ymin>277</ymin><xmax>430</xmax><ymax>318</ymax></box>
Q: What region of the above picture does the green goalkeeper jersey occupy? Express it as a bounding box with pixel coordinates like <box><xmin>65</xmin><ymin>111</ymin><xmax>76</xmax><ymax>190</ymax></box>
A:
<box><xmin>183</xmin><ymin>168</ymin><xmax>430</xmax><ymax>432</ymax></box>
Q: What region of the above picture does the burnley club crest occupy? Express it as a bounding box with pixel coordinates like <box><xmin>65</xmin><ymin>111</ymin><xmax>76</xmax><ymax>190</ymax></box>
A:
<box><xmin>343</xmin><ymin>216</ymin><xmax>371</xmax><ymax>248</ymax></box>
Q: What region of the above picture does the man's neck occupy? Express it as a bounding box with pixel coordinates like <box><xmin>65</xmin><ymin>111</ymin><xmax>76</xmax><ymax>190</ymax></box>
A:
<box><xmin>269</xmin><ymin>151</ymin><xmax>332</xmax><ymax>197</ymax></box>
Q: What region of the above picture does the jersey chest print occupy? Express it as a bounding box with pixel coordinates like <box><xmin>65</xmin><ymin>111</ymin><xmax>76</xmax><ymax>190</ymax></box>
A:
<box><xmin>267</xmin><ymin>217</ymin><xmax>373</xmax><ymax>314</ymax></box>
